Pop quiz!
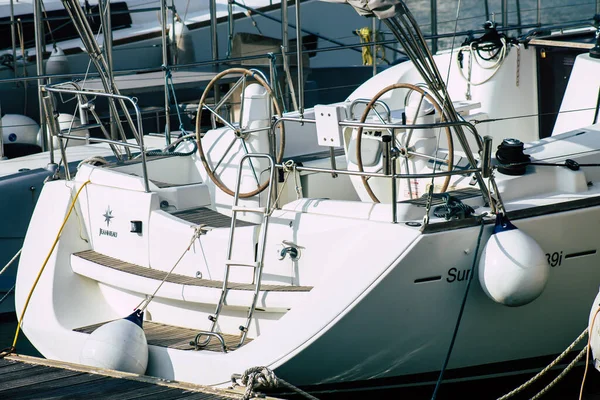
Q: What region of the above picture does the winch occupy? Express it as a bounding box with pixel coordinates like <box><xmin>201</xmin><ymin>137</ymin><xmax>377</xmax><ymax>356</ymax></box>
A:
<box><xmin>496</xmin><ymin>138</ymin><xmax>530</xmax><ymax>175</ymax></box>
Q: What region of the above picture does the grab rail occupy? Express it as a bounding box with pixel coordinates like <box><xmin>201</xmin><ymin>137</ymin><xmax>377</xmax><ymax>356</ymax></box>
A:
<box><xmin>349</xmin><ymin>99</ymin><xmax>392</xmax><ymax>122</ymax></box>
<box><xmin>271</xmin><ymin>114</ymin><xmax>487</xmax><ymax>223</ymax></box>
<box><xmin>42</xmin><ymin>83</ymin><xmax>150</xmax><ymax>193</ymax></box>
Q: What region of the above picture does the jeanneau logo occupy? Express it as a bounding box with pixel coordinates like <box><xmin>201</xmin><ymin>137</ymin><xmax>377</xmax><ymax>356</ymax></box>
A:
<box><xmin>100</xmin><ymin>206</ymin><xmax>118</xmax><ymax>238</ymax></box>
<box><xmin>103</xmin><ymin>206</ymin><xmax>114</xmax><ymax>227</ymax></box>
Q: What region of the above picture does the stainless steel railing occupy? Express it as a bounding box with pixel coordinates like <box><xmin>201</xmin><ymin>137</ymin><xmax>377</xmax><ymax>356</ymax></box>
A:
<box><xmin>271</xmin><ymin>113</ymin><xmax>486</xmax><ymax>223</ymax></box>
<box><xmin>42</xmin><ymin>83</ymin><xmax>150</xmax><ymax>193</ymax></box>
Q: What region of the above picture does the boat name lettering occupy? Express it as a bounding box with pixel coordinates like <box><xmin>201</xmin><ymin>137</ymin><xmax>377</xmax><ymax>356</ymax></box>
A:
<box><xmin>546</xmin><ymin>251</ymin><xmax>563</xmax><ymax>267</ymax></box>
<box><xmin>446</xmin><ymin>267</ymin><xmax>471</xmax><ymax>283</ymax></box>
<box><xmin>99</xmin><ymin>228</ymin><xmax>118</xmax><ymax>238</ymax></box>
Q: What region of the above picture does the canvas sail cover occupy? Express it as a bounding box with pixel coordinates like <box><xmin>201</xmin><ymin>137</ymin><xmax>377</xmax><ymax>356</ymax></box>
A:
<box><xmin>319</xmin><ymin>0</ymin><xmax>408</xmax><ymax>19</ymax></box>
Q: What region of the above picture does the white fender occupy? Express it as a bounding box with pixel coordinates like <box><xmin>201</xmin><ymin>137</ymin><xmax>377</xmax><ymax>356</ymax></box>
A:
<box><xmin>80</xmin><ymin>310</ymin><xmax>148</xmax><ymax>374</ymax></box>
<box><xmin>37</xmin><ymin>113</ymin><xmax>89</xmax><ymax>148</ymax></box>
<box><xmin>2</xmin><ymin>114</ymin><xmax>39</xmax><ymax>145</ymax></box>
<box><xmin>478</xmin><ymin>214</ymin><xmax>549</xmax><ymax>306</ymax></box>
<box><xmin>172</xmin><ymin>19</ymin><xmax>196</xmax><ymax>65</ymax></box>
<box><xmin>589</xmin><ymin>290</ymin><xmax>600</xmax><ymax>372</ymax></box>
<box><xmin>46</xmin><ymin>46</ymin><xmax>70</xmax><ymax>76</ymax></box>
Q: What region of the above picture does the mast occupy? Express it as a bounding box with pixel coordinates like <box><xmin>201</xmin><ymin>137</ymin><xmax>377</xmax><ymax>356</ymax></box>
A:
<box><xmin>161</xmin><ymin>0</ymin><xmax>171</xmax><ymax>144</ymax></box>
<box><xmin>99</xmin><ymin>0</ymin><xmax>117</xmax><ymax>140</ymax></box>
<box><xmin>295</xmin><ymin>0</ymin><xmax>303</xmax><ymax>114</ymax></box>
<box><xmin>34</xmin><ymin>0</ymin><xmax>52</xmax><ymax>161</ymax></box>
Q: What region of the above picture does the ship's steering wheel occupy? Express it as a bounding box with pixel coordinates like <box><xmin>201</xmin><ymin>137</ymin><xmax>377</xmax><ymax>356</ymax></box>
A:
<box><xmin>195</xmin><ymin>68</ymin><xmax>285</xmax><ymax>197</ymax></box>
<box><xmin>355</xmin><ymin>82</ymin><xmax>454</xmax><ymax>203</ymax></box>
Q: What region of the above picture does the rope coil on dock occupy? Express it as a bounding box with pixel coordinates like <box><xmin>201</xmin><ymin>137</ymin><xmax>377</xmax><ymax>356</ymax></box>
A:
<box><xmin>233</xmin><ymin>366</ymin><xmax>319</xmax><ymax>400</ymax></box>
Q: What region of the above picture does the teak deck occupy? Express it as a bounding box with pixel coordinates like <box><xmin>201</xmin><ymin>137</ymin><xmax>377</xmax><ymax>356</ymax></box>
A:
<box><xmin>74</xmin><ymin>320</ymin><xmax>252</xmax><ymax>352</ymax></box>
<box><xmin>171</xmin><ymin>206</ymin><xmax>256</xmax><ymax>228</ymax></box>
<box><xmin>74</xmin><ymin>250</ymin><xmax>313</xmax><ymax>292</ymax></box>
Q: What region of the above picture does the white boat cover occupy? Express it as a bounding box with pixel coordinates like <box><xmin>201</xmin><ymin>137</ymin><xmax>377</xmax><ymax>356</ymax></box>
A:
<box><xmin>319</xmin><ymin>0</ymin><xmax>406</xmax><ymax>19</ymax></box>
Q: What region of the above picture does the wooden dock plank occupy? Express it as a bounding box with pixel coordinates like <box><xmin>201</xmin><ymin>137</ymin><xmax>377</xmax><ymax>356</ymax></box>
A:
<box><xmin>0</xmin><ymin>373</ymin><xmax>109</xmax><ymax>399</ymax></box>
<box><xmin>0</xmin><ymin>355</ymin><xmax>258</xmax><ymax>399</ymax></box>
<box><xmin>0</xmin><ymin>361</ymin><xmax>39</xmax><ymax>375</ymax></box>
<box><xmin>99</xmin><ymin>386</ymin><xmax>196</xmax><ymax>400</ymax></box>
<box><xmin>0</xmin><ymin>363</ymin><xmax>82</xmax><ymax>391</ymax></box>
<box><xmin>0</xmin><ymin>376</ymin><xmax>139</xmax><ymax>399</ymax></box>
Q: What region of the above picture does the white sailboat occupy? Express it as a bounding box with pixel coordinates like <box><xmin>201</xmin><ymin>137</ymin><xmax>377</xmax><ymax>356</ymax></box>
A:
<box><xmin>0</xmin><ymin>0</ymin><xmax>374</xmax><ymax>316</ymax></box>
<box><xmin>11</xmin><ymin>0</ymin><xmax>600</xmax><ymax>396</ymax></box>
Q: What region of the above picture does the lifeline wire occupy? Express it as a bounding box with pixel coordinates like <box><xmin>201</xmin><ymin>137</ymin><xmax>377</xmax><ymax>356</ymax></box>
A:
<box><xmin>0</xmin><ymin>285</ymin><xmax>15</xmax><ymax>307</ymax></box>
<box><xmin>431</xmin><ymin>217</ymin><xmax>485</xmax><ymax>399</ymax></box>
<box><xmin>0</xmin><ymin>248</ymin><xmax>21</xmax><ymax>276</ymax></box>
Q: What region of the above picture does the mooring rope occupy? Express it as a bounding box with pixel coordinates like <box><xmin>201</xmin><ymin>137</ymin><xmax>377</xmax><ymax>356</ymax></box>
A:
<box><xmin>530</xmin><ymin>347</ymin><xmax>587</xmax><ymax>400</ymax></box>
<box><xmin>496</xmin><ymin>327</ymin><xmax>588</xmax><ymax>399</ymax></box>
<box><xmin>579</xmin><ymin>306</ymin><xmax>600</xmax><ymax>399</ymax></box>
<box><xmin>234</xmin><ymin>366</ymin><xmax>319</xmax><ymax>400</ymax></box>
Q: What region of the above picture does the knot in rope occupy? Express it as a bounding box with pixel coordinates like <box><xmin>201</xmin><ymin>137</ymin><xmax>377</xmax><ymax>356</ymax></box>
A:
<box><xmin>267</xmin><ymin>52</ymin><xmax>276</xmax><ymax>61</ymax></box>
<box><xmin>282</xmin><ymin>159</ymin><xmax>296</xmax><ymax>173</ymax></box>
<box><xmin>433</xmin><ymin>197</ymin><xmax>475</xmax><ymax>221</ymax></box>
<box><xmin>284</xmin><ymin>160</ymin><xmax>303</xmax><ymax>199</ymax></box>
<box><xmin>193</xmin><ymin>224</ymin><xmax>208</xmax><ymax>239</ymax></box>
<box><xmin>77</xmin><ymin>155</ymin><xmax>109</xmax><ymax>171</ymax></box>
<box><xmin>240</xmin><ymin>366</ymin><xmax>279</xmax><ymax>400</ymax></box>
